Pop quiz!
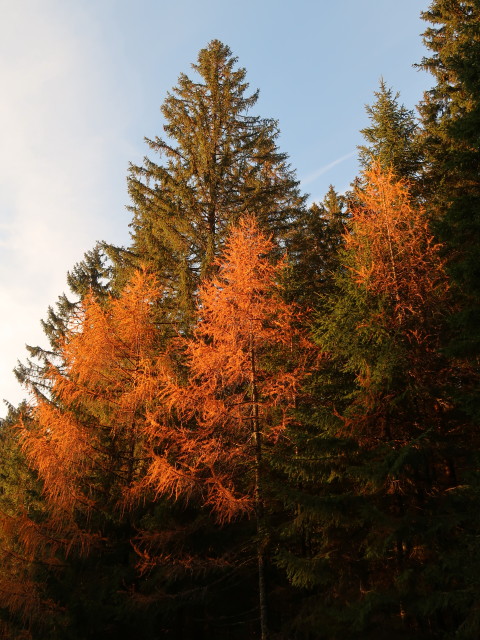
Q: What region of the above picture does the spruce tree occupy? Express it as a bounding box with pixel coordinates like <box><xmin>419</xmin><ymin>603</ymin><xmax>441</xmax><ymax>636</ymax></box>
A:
<box><xmin>15</xmin><ymin>244</ymin><xmax>113</xmax><ymax>402</ymax></box>
<box><xmin>285</xmin><ymin>186</ymin><xmax>347</xmax><ymax>309</ymax></box>
<box><xmin>126</xmin><ymin>40</ymin><xmax>305</xmax><ymax>322</ymax></box>
<box><xmin>358</xmin><ymin>79</ymin><xmax>421</xmax><ymax>179</ymax></box>
<box><xmin>417</xmin><ymin>0</ymin><xmax>480</xmax><ymax>361</ymax></box>
<box><xmin>8</xmin><ymin>41</ymin><xmax>306</xmax><ymax>638</ymax></box>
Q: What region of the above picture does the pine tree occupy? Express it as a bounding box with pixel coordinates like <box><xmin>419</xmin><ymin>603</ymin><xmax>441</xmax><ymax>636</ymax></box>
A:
<box><xmin>417</xmin><ymin>0</ymin><xmax>480</xmax><ymax>362</ymax></box>
<box><xmin>126</xmin><ymin>40</ymin><xmax>305</xmax><ymax>323</ymax></box>
<box><xmin>358</xmin><ymin>79</ymin><xmax>421</xmax><ymax>180</ymax></box>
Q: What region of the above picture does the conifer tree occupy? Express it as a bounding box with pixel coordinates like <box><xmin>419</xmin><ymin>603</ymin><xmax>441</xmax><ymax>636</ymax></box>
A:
<box><xmin>126</xmin><ymin>40</ymin><xmax>305</xmax><ymax>322</ymax></box>
<box><xmin>285</xmin><ymin>186</ymin><xmax>347</xmax><ymax>308</ymax></box>
<box><xmin>278</xmin><ymin>164</ymin><xmax>478</xmax><ymax>638</ymax></box>
<box><xmin>15</xmin><ymin>244</ymin><xmax>113</xmax><ymax>403</ymax></box>
<box><xmin>417</xmin><ymin>0</ymin><xmax>480</xmax><ymax>362</ymax></box>
<box><xmin>14</xmin><ymin>270</ymin><xmax>171</xmax><ymax>639</ymax></box>
<box><xmin>0</xmin><ymin>405</ymin><xmax>61</xmax><ymax>639</ymax></box>
<box><xmin>358</xmin><ymin>79</ymin><xmax>421</xmax><ymax>179</ymax></box>
<box><xmin>7</xmin><ymin>41</ymin><xmax>307</xmax><ymax>638</ymax></box>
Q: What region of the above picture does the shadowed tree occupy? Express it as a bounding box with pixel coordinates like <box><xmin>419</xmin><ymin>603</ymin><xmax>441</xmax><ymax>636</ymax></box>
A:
<box><xmin>0</xmin><ymin>404</ymin><xmax>62</xmax><ymax>639</ymax></box>
<box><xmin>417</xmin><ymin>0</ymin><xmax>480</xmax><ymax>365</ymax></box>
<box><xmin>284</xmin><ymin>185</ymin><xmax>347</xmax><ymax>309</ymax></box>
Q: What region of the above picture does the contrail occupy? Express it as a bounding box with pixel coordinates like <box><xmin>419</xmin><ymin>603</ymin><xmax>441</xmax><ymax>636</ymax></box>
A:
<box><xmin>301</xmin><ymin>151</ymin><xmax>356</xmax><ymax>187</ymax></box>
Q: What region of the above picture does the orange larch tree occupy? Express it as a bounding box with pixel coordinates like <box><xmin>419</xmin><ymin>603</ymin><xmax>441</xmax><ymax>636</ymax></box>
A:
<box><xmin>9</xmin><ymin>269</ymin><xmax>168</xmax><ymax>633</ymax></box>
<box><xmin>307</xmin><ymin>163</ymin><xmax>474</xmax><ymax>634</ymax></box>
<box><xmin>19</xmin><ymin>268</ymin><xmax>165</xmax><ymax>530</ymax></box>
<box><xmin>329</xmin><ymin>161</ymin><xmax>452</xmax><ymax>444</ymax></box>
<box><xmin>346</xmin><ymin>161</ymin><xmax>447</xmax><ymax>338</ymax></box>
<box><xmin>143</xmin><ymin>214</ymin><xmax>314</xmax><ymax>640</ymax></box>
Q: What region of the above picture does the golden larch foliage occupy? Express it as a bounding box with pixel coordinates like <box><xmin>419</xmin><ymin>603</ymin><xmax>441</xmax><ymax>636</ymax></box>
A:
<box><xmin>18</xmin><ymin>268</ymin><xmax>166</xmax><ymax>537</ymax></box>
<box><xmin>347</xmin><ymin>162</ymin><xmax>449</xmax><ymax>341</ymax></box>
<box><xmin>342</xmin><ymin>163</ymin><xmax>453</xmax><ymax>444</ymax></box>
<box><xmin>143</xmin><ymin>214</ymin><xmax>315</xmax><ymax>523</ymax></box>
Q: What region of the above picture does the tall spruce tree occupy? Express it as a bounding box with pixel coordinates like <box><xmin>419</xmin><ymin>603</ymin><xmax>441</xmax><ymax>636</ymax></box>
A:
<box><xmin>126</xmin><ymin>40</ymin><xmax>305</xmax><ymax>322</ymax></box>
<box><xmin>417</xmin><ymin>0</ymin><xmax>480</xmax><ymax>361</ymax></box>
<box><xmin>7</xmin><ymin>41</ymin><xmax>307</xmax><ymax>639</ymax></box>
<box><xmin>358</xmin><ymin>79</ymin><xmax>421</xmax><ymax>179</ymax></box>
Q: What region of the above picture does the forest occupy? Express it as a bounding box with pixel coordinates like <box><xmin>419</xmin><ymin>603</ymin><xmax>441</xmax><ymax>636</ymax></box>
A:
<box><xmin>0</xmin><ymin>1</ymin><xmax>479</xmax><ymax>638</ymax></box>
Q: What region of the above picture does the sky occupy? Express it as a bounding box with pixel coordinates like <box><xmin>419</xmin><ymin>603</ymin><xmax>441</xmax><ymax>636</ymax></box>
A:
<box><xmin>0</xmin><ymin>0</ymin><xmax>430</xmax><ymax>417</ymax></box>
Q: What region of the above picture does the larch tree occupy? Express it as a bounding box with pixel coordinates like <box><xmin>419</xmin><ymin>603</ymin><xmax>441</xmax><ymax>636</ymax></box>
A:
<box><xmin>280</xmin><ymin>163</ymin><xmax>476</xmax><ymax>637</ymax></box>
<box><xmin>1</xmin><ymin>245</ymin><xmax>115</xmax><ymax>638</ymax></box>
<box><xmin>20</xmin><ymin>269</ymin><xmax>163</xmax><ymax>520</ymax></box>
<box><xmin>125</xmin><ymin>40</ymin><xmax>305</xmax><ymax>323</ymax></box>
<box><xmin>15</xmin><ymin>244</ymin><xmax>114</xmax><ymax>404</ymax></box>
<box><xmin>14</xmin><ymin>269</ymin><xmax>170</xmax><ymax>639</ymax></box>
<box><xmin>142</xmin><ymin>215</ymin><xmax>315</xmax><ymax>640</ymax></box>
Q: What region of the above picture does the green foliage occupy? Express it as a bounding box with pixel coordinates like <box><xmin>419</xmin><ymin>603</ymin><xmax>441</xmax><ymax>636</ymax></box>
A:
<box><xmin>285</xmin><ymin>186</ymin><xmax>347</xmax><ymax>308</ymax></box>
<box><xmin>359</xmin><ymin>79</ymin><xmax>422</xmax><ymax>180</ymax></box>
<box><xmin>126</xmin><ymin>39</ymin><xmax>305</xmax><ymax>324</ymax></box>
<box><xmin>417</xmin><ymin>0</ymin><xmax>480</xmax><ymax>362</ymax></box>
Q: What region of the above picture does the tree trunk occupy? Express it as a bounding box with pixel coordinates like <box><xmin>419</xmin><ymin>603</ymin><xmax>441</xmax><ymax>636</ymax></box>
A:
<box><xmin>250</xmin><ymin>337</ymin><xmax>269</xmax><ymax>640</ymax></box>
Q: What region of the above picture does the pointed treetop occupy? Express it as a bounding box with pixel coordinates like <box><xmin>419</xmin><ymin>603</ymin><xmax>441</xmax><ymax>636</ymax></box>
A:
<box><xmin>358</xmin><ymin>79</ymin><xmax>421</xmax><ymax>180</ymax></box>
<box><xmin>127</xmin><ymin>40</ymin><xmax>304</xmax><ymax>326</ymax></box>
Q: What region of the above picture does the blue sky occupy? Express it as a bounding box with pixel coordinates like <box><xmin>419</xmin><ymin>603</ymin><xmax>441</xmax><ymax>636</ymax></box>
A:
<box><xmin>0</xmin><ymin>0</ymin><xmax>429</xmax><ymax>415</ymax></box>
